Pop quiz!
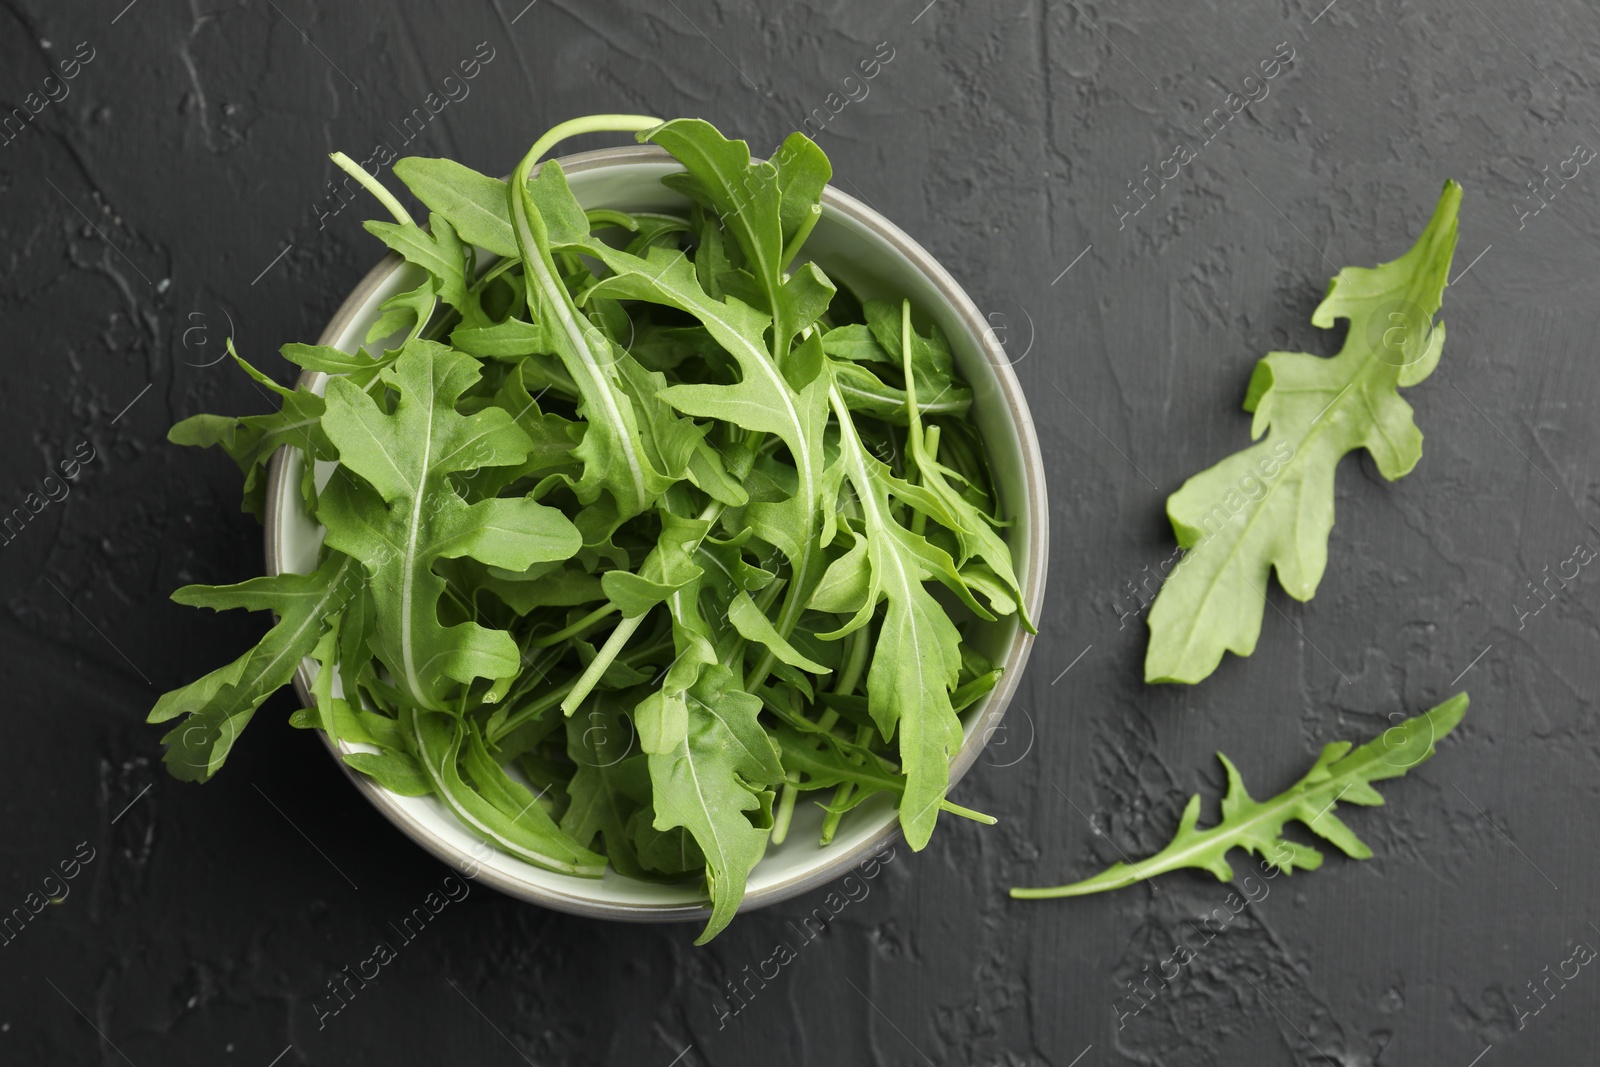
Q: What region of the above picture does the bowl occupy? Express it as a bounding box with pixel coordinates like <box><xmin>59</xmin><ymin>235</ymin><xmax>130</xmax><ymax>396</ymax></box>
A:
<box><xmin>264</xmin><ymin>144</ymin><xmax>1048</xmax><ymax>924</ymax></box>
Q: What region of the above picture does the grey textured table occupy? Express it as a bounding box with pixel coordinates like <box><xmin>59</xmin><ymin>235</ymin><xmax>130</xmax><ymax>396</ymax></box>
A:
<box><xmin>3</xmin><ymin>1</ymin><xmax>1596</xmax><ymax>1064</ymax></box>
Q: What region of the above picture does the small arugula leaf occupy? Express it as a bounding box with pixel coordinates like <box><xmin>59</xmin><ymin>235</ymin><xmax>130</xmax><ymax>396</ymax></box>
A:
<box><xmin>148</xmin><ymin>554</ymin><xmax>359</xmax><ymax>781</ymax></box>
<box><xmin>168</xmin><ymin>342</ymin><xmax>330</xmax><ymax>518</ymax></box>
<box><xmin>508</xmin><ymin>156</ymin><xmax>694</xmax><ymax>519</ymax></box>
<box><xmin>450</xmin><ymin>316</ymin><xmax>551</xmax><ymax>361</ymax></box>
<box><xmin>393</xmin><ymin>156</ymin><xmax>520</xmax><ymax>258</ymax></box>
<box><xmin>365</xmin><ymin>276</ymin><xmax>438</xmax><ymax>346</ymax></box>
<box><xmin>822</xmin><ymin>323</ymin><xmax>893</xmax><ymax>363</ymax></box>
<box><xmin>1146</xmin><ymin>182</ymin><xmax>1461</xmax><ymax>684</ymax></box>
<box><xmin>561</xmin><ymin>699</ymin><xmax>652</xmax><ymax>879</ymax></box>
<box><xmin>829</xmin><ymin>359</ymin><xmax>972</xmax><ymax>424</ymax></box>
<box><xmin>318</xmin><ymin>339</ymin><xmax>582</xmax><ymax>710</ymax></box>
<box><xmin>727</xmin><ymin>591</ymin><xmax>830</xmax><ymax>674</ymax></box>
<box><xmin>280</xmin><ymin>341</ymin><xmax>398</xmax><ymax>382</ymax></box>
<box><xmin>897</xmin><ymin>300</ymin><xmax>1033</xmax><ymax>632</ymax></box>
<box><xmin>343</xmin><ymin>750</ymin><xmax>433</xmax><ymax>796</ymax></box>
<box><xmin>407</xmin><ymin>707</ymin><xmax>606</xmax><ymax>876</ymax></box>
<box><xmin>646</xmin><ymin>664</ymin><xmax>784</xmax><ymax>943</ymax></box>
<box><xmin>365</xmin><ymin>212</ymin><xmax>470</xmax><ymax>312</ymax></box>
<box><xmin>824</xmin><ymin>382</ymin><xmax>969</xmax><ymax>850</ymax></box>
<box><xmin>1012</xmin><ymin>693</ymin><xmax>1468</xmax><ymax>898</ymax></box>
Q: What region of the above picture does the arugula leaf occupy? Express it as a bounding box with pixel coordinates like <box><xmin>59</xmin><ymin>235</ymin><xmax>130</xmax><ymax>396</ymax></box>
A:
<box><xmin>1145</xmin><ymin>182</ymin><xmax>1461</xmax><ymax>684</ymax></box>
<box><xmin>148</xmin><ymin>554</ymin><xmax>358</xmax><ymax>781</ymax></box>
<box><xmin>364</xmin><ymin>212</ymin><xmax>470</xmax><ymax>313</ymax></box>
<box><xmin>406</xmin><ymin>706</ymin><xmax>605</xmax><ymax>876</ymax></box>
<box><xmin>318</xmin><ymin>339</ymin><xmax>582</xmax><ymax>709</ymax></box>
<box><xmin>1012</xmin><ymin>693</ymin><xmax>1468</xmax><ymax>898</ymax></box>
<box><xmin>508</xmin><ymin>156</ymin><xmax>700</xmax><ymax>519</ymax></box>
<box><xmin>645</xmin><ymin>664</ymin><xmax>784</xmax><ymax>943</ymax></box>
<box><xmin>897</xmin><ymin>300</ymin><xmax>1034</xmax><ymax>632</ymax></box>
<box><xmin>822</xmin><ymin>382</ymin><xmax>974</xmax><ymax>850</ymax></box>
<box><xmin>394</xmin><ymin>157</ymin><xmax>520</xmax><ymax>258</ymax></box>
<box><xmin>168</xmin><ymin>343</ymin><xmax>330</xmax><ymax>518</ymax></box>
<box><xmin>560</xmin><ymin>699</ymin><xmax>652</xmax><ymax>879</ymax></box>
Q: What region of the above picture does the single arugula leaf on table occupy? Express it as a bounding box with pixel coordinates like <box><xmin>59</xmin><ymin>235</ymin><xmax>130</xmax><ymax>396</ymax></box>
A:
<box><xmin>1011</xmin><ymin>693</ymin><xmax>1468</xmax><ymax>898</ymax></box>
<box><xmin>1145</xmin><ymin>181</ymin><xmax>1461</xmax><ymax>684</ymax></box>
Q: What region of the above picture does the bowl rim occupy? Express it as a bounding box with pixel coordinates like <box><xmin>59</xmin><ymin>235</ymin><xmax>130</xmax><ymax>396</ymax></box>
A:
<box><xmin>264</xmin><ymin>143</ymin><xmax>1048</xmax><ymax>924</ymax></box>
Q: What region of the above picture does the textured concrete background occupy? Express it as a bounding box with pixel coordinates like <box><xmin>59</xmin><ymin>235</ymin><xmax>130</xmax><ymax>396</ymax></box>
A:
<box><xmin>3</xmin><ymin>0</ymin><xmax>1598</xmax><ymax>1063</ymax></box>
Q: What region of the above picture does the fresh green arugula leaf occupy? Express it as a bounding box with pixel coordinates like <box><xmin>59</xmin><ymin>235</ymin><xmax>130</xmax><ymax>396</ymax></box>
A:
<box><xmin>1012</xmin><ymin>693</ymin><xmax>1468</xmax><ymax>898</ymax></box>
<box><xmin>1146</xmin><ymin>182</ymin><xmax>1461</xmax><ymax>684</ymax></box>
<box><xmin>365</xmin><ymin>212</ymin><xmax>470</xmax><ymax>313</ymax></box>
<box><xmin>407</xmin><ymin>706</ymin><xmax>605</xmax><ymax>876</ymax></box>
<box><xmin>393</xmin><ymin>156</ymin><xmax>520</xmax><ymax>259</ymax></box>
<box><xmin>646</xmin><ymin>664</ymin><xmax>784</xmax><ymax>943</ymax></box>
<box><xmin>318</xmin><ymin>340</ymin><xmax>582</xmax><ymax>709</ymax></box>
<box><xmin>898</xmin><ymin>300</ymin><xmax>1034</xmax><ymax>632</ymax></box>
<box><xmin>149</xmin><ymin>554</ymin><xmax>358</xmax><ymax>781</ymax></box>
<box><xmin>508</xmin><ymin>155</ymin><xmax>697</xmax><ymax>519</ymax></box>
<box><xmin>823</xmin><ymin>382</ymin><xmax>971</xmax><ymax>850</ymax></box>
<box><xmin>168</xmin><ymin>343</ymin><xmax>330</xmax><ymax>518</ymax></box>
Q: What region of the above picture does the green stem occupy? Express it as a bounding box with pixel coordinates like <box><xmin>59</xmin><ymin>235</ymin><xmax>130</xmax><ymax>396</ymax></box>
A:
<box><xmin>519</xmin><ymin>114</ymin><xmax>662</xmax><ymax>174</ymax></box>
<box><xmin>909</xmin><ymin>424</ymin><xmax>940</xmax><ymax>538</ymax></box>
<box><xmin>585</xmin><ymin>208</ymin><xmax>639</xmax><ymax>232</ymax></box>
<box><xmin>559</xmin><ymin>498</ymin><xmax>727</xmax><ymax>716</ymax></box>
<box><xmin>939</xmin><ymin>800</ymin><xmax>997</xmax><ymax>825</ymax></box>
<box><xmin>773</xmin><ymin>707</ymin><xmax>838</xmax><ymax>846</ymax></box>
<box><xmin>779</xmin><ymin>203</ymin><xmax>821</xmax><ymax>273</ymax></box>
<box><xmin>770</xmin><ymin>771</ymin><xmax>801</xmax><ymax>845</ymax></box>
<box><xmin>820</xmin><ymin>723</ymin><xmax>871</xmax><ymax>846</ymax></box>
<box><xmin>331</xmin><ymin>152</ymin><xmax>413</xmax><ymax>226</ymax></box>
<box><xmin>488</xmin><ymin>636</ymin><xmax>673</xmax><ymax>744</ymax></box>
<box><xmin>560</xmin><ymin>614</ymin><xmax>645</xmax><ymax>717</ymax></box>
<box><xmin>834</xmin><ymin>629</ymin><xmax>869</xmax><ymax>699</ymax></box>
<box><xmin>528</xmin><ymin>603</ymin><xmax>618</xmax><ymax>650</ymax></box>
<box><xmin>1008</xmin><ymin>866</ymin><xmax>1144</xmax><ymax>899</ymax></box>
<box><xmin>819</xmin><ymin>636</ymin><xmax>869</xmax><ymax>845</ymax></box>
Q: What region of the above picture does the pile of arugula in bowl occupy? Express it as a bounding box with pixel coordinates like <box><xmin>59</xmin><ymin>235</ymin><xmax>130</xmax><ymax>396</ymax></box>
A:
<box><xmin>151</xmin><ymin>115</ymin><xmax>1033</xmax><ymax>940</ymax></box>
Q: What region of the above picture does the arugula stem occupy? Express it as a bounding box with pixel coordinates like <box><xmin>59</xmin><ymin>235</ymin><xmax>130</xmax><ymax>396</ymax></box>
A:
<box><xmin>528</xmin><ymin>603</ymin><xmax>619</xmax><ymax>649</ymax></box>
<box><xmin>938</xmin><ymin>800</ymin><xmax>998</xmax><ymax>825</ymax></box>
<box><xmin>820</xmin><ymin>724</ymin><xmax>873</xmax><ymax>845</ymax></box>
<box><xmin>561</xmin><ymin>614</ymin><xmax>643</xmax><ymax>716</ymax></box>
<box><xmin>818</xmin><ymin>634</ymin><xmax>870</xmax><ymax>844</ymax></box>
<box><xmin>770</xmin><ymin>771</ymin><xmax>802</xmax><ymax>845</ymax></box>
<box><xmin>772</xmin><ymin>706</ymin><xmax>838</xmax><ymax>846</ymax></box>
<box><xmin>488</xmin><ymin>636</ymin><xmax>673</xmax><ymax>744</ymax></box>
<box><xmin>330</xmin><ymin>152</ymin><xmax>414</xmax><ymax>226</ymax></box>
<box><xmin>910</xmin><ymin>425</ymin><xmax>941</xmax><ymax>538</ymax></box>
<box><xmin>559</xmin><ymin>498</ymin><xmax>728</xmax><ymax>715</ymax></box>
<box><xmin>779</xmin><ymin>204</ymin><xmax>821</xmax><ymax>273</ymax></box>
<box><xmin>521</xmin><ymin>114</ymin><xmax>662</xmax><ymax>171</ymax></box>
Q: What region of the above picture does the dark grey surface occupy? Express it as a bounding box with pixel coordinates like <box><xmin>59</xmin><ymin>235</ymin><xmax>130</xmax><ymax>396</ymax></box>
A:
<box><xmin>2</xmin><ymin>0</ymin><xmax>1595</xmax><ymax>1064</ymax></box>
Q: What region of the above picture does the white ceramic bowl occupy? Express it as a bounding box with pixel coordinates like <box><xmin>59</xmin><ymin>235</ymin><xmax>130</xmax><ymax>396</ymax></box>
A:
<box><xmin>265</xmin><ymin>145</ymin><xmax>1048</xmax><ymax>924</ymax></box>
